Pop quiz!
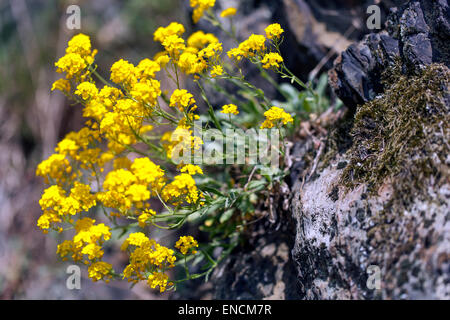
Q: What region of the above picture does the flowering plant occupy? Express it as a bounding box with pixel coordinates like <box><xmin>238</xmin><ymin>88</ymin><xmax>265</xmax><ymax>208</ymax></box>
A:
<box><xmin>37</xmin><ymin>2</ymin><xmax>317</xmax><ymax>293</ymax></box>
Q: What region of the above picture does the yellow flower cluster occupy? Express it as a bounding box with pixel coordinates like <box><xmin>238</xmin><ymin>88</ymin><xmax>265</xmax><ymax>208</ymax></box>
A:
<box><xmin>228</xmin><ymin>34</ymin><xmax>266</xmax><ymax>61</ymax></box>
<box><xmin>261</xmin><ymin>52</ymin><xmax>284</xmax><ymax>70</ymax></box>
<box><xmin>54</xmin><ymin>33</ymin><xmax>97</xmax><ymax>80</ymax></box>
<box><xmin>89</xmin><ymin>261</ymin><xmax>113</xmax><ymax>282</ymax></box>
<box><xmin>51</xmin><ymin>79</ymin><xmax>71</xmax><ymax>93</ymax></box>
<box><xmin>37</xmin><ymin>183</ymin><xmax>96</xmax><ymax>233</ymax></box>
<box><xmin>40</xmin><ymin>30</ymin><xmax>211</xmax><ymax>291</ymax></box>
<box><xmin>56</xmin><ymin>218</ymin><xmax>112</xmax><ymax>282</ymax></box>
<box><xmin>121</xmin><ymin>232</ymin><xmax>178</xmax><ymax>292</ymax></box>
<box><xmin>110</xmin><ymin>59</ymin><xmax>137</xmax><ymax>86</ymax></box>
<box><xmin>138</xmin><ymin>209</ymin><xmax>157</xmax><ymax>228</ymax></box>
<box><xmin>175</xmin><ymin>236</ymin><xmax>199</xmax><ymax>255</ymax></box>
<box><xmin>220</xmin><ymin>104</ymin><xmax>239</xmax><ymax>115</ymax></box>
<box><xmin>40</xmin><ymin>1</ymin><xmax>295</xmax><ymax>292</ymax></box>
<box><xmin>75</xmin><ymin>82</ymin><xmax>98</xmax><ymax>100</ymax></box>
<box><xmin>154</xmin><ymin>22</ymin><xmax>185</xmax><ymax>43</ymax></box>
<box><xmin>190</xmin><ymin>0</ymin><xmax>216</xmax><ymax>23</ymax></box>
<box><xmin>36</xmin><ymin>153</ymin><xmax>72</xmax><ymax>185</ymax></box>
<box><xmin>220</xmin><ymin>7</ymin><xmax>237</xmax><ymax>18</ymax></box>
<box><xmin>147</xmin><ymin>272</ymin><xmax>170</xmax><ymax>293</ymax></box>
<box><xmin>265</xmin><ymin>23</ymin><xmax>284</xmax><ymax>40</ymax></box>
<box><xmin>210</xmin><ymin>65</ymin><xmax>224</xmax><ymax>77</ymax></box>
<box><xmin>154</xmin><ymin>22</ymin><xmax>223</xmax><ymax>80</ymax></box>
<box><xmin>97</xmin><ymin>157</ymin><xmax>165</xmax><ymax>213</ymax></box>
<box><xmin>170</xmin><ymin>89</ymin><xmax>196</xmax><ymax>112</ymax></box>
<box><xmin>180</xmin><ymin>164</ymin><xmax>203</xmax><ymax>175</ymax></box>
<box><xmin>187</xmin><ymin>31</ymin><xmax>219</xmax><ymax>50</ymax></box>
<box><xmin>260</xmin><ymin>106</ymin><xmax>294</xmax><ymax>129</ymax></box>
<box><xmin>162</xmin><ymin>173</ymin><xmax>202</xmax><ymax>205</ymax></box>
<box><xmin>227</xmin><ymin>24</ymin><xmax>285</xmax><ymax>72</ymax></box>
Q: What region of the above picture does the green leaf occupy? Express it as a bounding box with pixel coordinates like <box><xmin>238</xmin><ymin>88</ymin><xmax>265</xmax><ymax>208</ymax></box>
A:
<box><xmin>201</xmin><ymin>186</ymin><xmax>225</xmax><ymax>197</ymax></box>
<box><xmin>208</xmin><ymin>105</ymin><xmax>222</xmax><ymax>132</ymax></box>
<box><xmin>219</xmin><ymin>208</ymin><xmax>235</xmax><ymax>223</ymax></box>
<box><xmin>245</xmin><ymin>179</ymin><xmax>267</xmax><ymax>190</ymax></box>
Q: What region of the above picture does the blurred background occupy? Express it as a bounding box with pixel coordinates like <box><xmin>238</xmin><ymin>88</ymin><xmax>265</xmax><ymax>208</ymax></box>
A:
<box><xmin>0</xmin><ymin>0</ymin><xmax>404</xmax><ymax>299</ymax></box>
<box><xmin>0</xmin><ymin>0</ymin><xmax>184</xmax><ymax>299</ymax></box>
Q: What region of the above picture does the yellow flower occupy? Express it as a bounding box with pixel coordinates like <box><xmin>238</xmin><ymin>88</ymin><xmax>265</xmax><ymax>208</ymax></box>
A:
<box><xmin>55</xmin><ymin>138</ymin><xmax>79</xmax><ymax>157</ymax></box>
<box><xmin>121</xmin><ymin>232</ymin><xmax>150</xmax><ymax>250</ymax></box>
<box><xmin>265</xmin><ymin>23</ymin><xmax>284</xmax><ymax>40</ymax></box>
<box><xmin>199</xmin><ymin>42</ymin><xmax>222</xmax><ymax>60</ymax></box>
<box><xmin>227</xmin><ymin>47</ymin><xmax>244</xmax><ymax>61</ymax></box>
<box><xmin>53</xmin><ymin>218</ymin><xmax>111</xmax><ymax>263</ymax></box>
<box><xmin>81</xmin><ymin>243</ymin><xmax>104</xmax><ymax>260</ymax></box>
<box><xmin>175</xmin><ymin>236</ymin><xmax>199</xmax><ymax>255</ymax></box>
<box><xmin>121</xmin><ymin>232</ymin><xmax>176</xmax><ymax>287</ymax></box>
<box><xmin>98</xmin><ymin>86</ymin><xmax>123</xmax><ymax>109</ymax></box>
<box><xmin>136</xmin><ymin>58</ymin><xmax>161</xmax><ymax>79</ymax></box>
<box><xmin>37</xmin><ymin>211</ymin><xmax>61</xmax><ymax>233</ymax></box>
<box><xmin>162</xmin><ymin>35</ymin><xmax>186</xmax><ymax>58</ymax></box>
<box><xmin>178</xmin><ymin>51</ymin><xmax>207</xmax><ymax>75</ymax></box>
<box><xmin>88</xmin><ymin>262</ymin><xmax>113</xmax><ymax>282</ymax></box>
<box><xmin>147</xmin><ymin>272</ymin><xmax>169</xmax><ymax>293</ymax></box>
<box><xmin>162</xmin><ymin>173</ymin><xmax>201</xmax><ymax>204</ymax></box>
<box><xmin>55</xmin><ymin>34</ymin><xmax>97</xmax><ymax>80</ymax></box>
<box><xmin>228</xmin><ymin>34</ymin><xmax>266</xmax><ymax>61</ymax></box>
<box><xmin>110</xmin><ymin>59</ymin><xmax>136</xmax><ymax>85</ymax></box>
<box><xmin>187</xmin><ymin>31</ymin><xmax>219</xmax><ymax>50</ymax></box>
<box><xmin>55</xmin><ymin>53</ymin><xmax>87</xmax><ymax>79</ymax></box>
<box><xmin>130</xmin><ymin>79</ymin><xmax>161</xmax><ymax>106</ymax></box>
<box><xmin>66</xmin><ymin>33</ymin><xmax>93</xmax><ymax>57</ymax></box>
<box><xmin>220</xmin><ymin>104</ymin><xmax>239</xmax><ymax>115</ymax></box>
<box><xmin>138</xmin><ymin>209</ymin><xmax>156</xmax><ymax>228</ymax></box>
<box><xmin>130</xmin><ymin>157</ymin><xmax>165</xmax><ymax>191</ymax></box>
<box><xmin>161</xmin><ymin>126</ymin><xmax>203</xmax><ymax>160</ymax></box>
<box><xmin>169</xmin><ymin>89</ymin><xmax>196</xmax><ymax>112</ymax></box>
<box><xmin>75</xmin><ymin>82</ymin><xmax>98</xmax><ymax>100</ymax></box>
<box><xmin>154</xmin><ymin>52</ymin><xmax>171</xmax><ymax>68</ymax></box>
<box><xmin>211</xmin><ymin>65</ymin><xmax>223</xmax><ymax>78</ymax></box>
<box><xmin>220</xmin><ymin>7</ymin><xmax>237</xmax><ymax>18</ymax></box>
<box><xmin>261</xmin><ymin>52</ymin><xmax>283</xmax><ymax>69</ymax></box>
<box><xmin>153</xmin><ymin>22</ymin><xmax>185</xmax><ymax>43</ymax></box>
<box><xmin>36</xmin><ymin>153</ymin><xmax>72</xmax><ymax>185</ymax></box>
<box><xmin>260</xmin><ymin>106</ymin><xmax>293</xmax><ymax>129</ymax></box>
<box><xmin>98</xmin><ymin>169</ymin><xmax>137</xmax><ymax>211</ymax></box>
<box><xmin>190</xmin><ymin>0</ymin><xmax>216</xmax><ymax>23</ymax></box>
<box><xmin>51</xmin><ymin>79</ymin><xmax>71</xmax><ymax>93</ymax></box>
<box><xmin>180</xmin><ymin>164</ymin><xmax>203</xmax><ymax>175</ymax></box>
<box><xmin>125</xmin><ymin>184</ymin><xmax>150</xmax><ymax>202</ymax></box>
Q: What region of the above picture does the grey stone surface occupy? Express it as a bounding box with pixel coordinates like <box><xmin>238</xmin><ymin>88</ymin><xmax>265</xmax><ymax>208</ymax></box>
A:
<box><xmin>211</xmin><ymin>0</ymin><xmax>449</xmax><ymax>300</ymax></box>
<box><xmin>329</xmin><ymin>0</ymin><xmax>450</xmax><ymax>110</ymax></box>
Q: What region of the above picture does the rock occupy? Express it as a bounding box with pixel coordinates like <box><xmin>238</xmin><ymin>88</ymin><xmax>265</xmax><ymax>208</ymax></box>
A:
<box><xmin>291</xmin><ymin>0</ymin><xmax>450</xmax><ymax>299</ymax></box>
<box><xmin>329</xmin><ymin>0</ymin><xmax>450</xmax><ymax>111</ymax></box>
<box><xmin>187</xmin><ymin>0</ymin><xmax>399</xmax><ymax>82</ymax></box>
<box><xmin>212</xmin><ymin>217</ymin><xmax>301</xmax><ymax>300</ymax></box>
<box><xmin>209</xmin><ymin>0</ymin><xmax>449</xmax><ymax>300</ymax></box>
<box><xmin>291</xmin><ymin>153</ymin><xmax>449</xmax><ymax>299</ymax></box>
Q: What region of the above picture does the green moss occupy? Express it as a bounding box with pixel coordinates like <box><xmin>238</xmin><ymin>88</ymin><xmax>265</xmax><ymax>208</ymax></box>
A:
<box><xmin>320</xmin><ymin>110</ymin><xmax>355</xmax><ymax>169</ymax></box>
<box><xmin>341</xmin><ymin>63</ymin><xmax>449</xmax><ymax>206</ymax></box>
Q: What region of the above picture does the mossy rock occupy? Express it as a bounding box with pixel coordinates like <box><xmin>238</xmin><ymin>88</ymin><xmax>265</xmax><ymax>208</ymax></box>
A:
<box><xmin>342</xmin><ymin>63</ymin><xmax>449</xmax><ymax>209</ymax></box>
